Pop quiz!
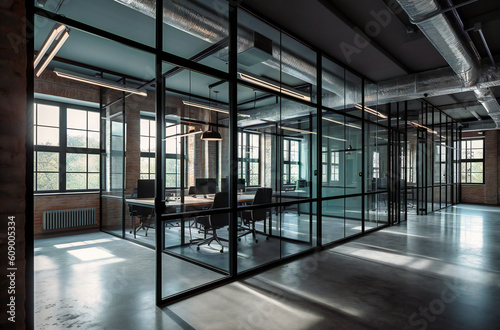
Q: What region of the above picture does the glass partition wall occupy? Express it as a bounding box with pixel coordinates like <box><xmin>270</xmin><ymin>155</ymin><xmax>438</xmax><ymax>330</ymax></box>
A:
<box><xmin>405</xmin><ymin>101</ymin><xmax>459</xmax><ymax>215</ymax></box>
<box><xmin>33</xmin><ymin>0</ymin><xmax>460</xmax><ymax>307</ymax></box>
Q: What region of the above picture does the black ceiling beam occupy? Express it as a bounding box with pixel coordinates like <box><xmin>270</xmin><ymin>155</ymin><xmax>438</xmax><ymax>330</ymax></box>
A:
<box><xmin>165</xmin><ymin>87</ymin><xmax>227</xmax><ymax>105</ymax></box>
<box><xmin>238</xmin><ymin>94</ymin><xmax>276</xmax><ymax>107</ymax></box>
<box><xmin>163</xmin><ymin>37</ymin><xmax>229</xmax><ymax>79</ymax></box>
<box><xmin>317</xmin><ymin>0</ymin><xmax>411</xmax><ymax>75</ymax></box>
<box><xmin>208</xmin><ymin>79</ymin><xmax>227</xmax><ymax>90</ymax></box>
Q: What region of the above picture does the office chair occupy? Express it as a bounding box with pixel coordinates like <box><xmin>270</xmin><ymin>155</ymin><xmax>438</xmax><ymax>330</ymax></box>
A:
<box><xmin>238</xmin><ymin>188</ymin><xmax>272</xmax><ymax>243</ymax></box>
<box><xmin>194</xmin><ymin>192</ymin><xmax>229</xmax><ymax>253</ymax></box>
<box><xmin>129</xmin><ymin>205</ymin><xmax>155</xmax><ymax>238</ymax></box>
<box><xmin>188</xmin><ymin>186</ymin><xmax>196</xmax><ymax>195</ymax></box>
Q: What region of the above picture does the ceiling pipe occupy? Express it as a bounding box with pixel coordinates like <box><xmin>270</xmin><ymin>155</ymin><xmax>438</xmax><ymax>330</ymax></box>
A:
<box><xmin>395</xmin><ymin>0</ymin><xmax>500</xmax><ymax>128</ymax></box>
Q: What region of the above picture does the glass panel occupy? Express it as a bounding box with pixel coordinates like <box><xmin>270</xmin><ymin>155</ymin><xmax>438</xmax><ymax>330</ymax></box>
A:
<box><xmin>280</xmin><ymin>201</ymin><xmax>316</xmax><ymax>258</ymax></box>
<box><xmin>345</xmin><ymin>196</ymin><xmax>362</xmax><ymax>237</ymax></box>
<box><xmin>88</xmin><ymin>111</ymin><xmax>100</xmax><ymax>131</ymax></box>
<box><xmin>88</xmin><ymin>173</ymin><xmax>99</xmax><ymax>190</ymax></box>
<box><xmin>101</xmin><ymin>94</ymin><xmax>125</xmax><ymax>236</ymax></box>
<box><xmin>36</xmin><ymin>151</ymin><xmax>59</xmax><ymax>172</ymax></box>
<box><xmin>67</xmin><ymin>153</ymin><xmax>86</xmax><ymax>172</ymax></box>
<box><xmin>36</xmin><ymin>172</ymin><xmax>59</xmax><ymax>191</ymax></box>
<box><xmin>88</xmin><ymin>154</ymin><xmax>99</xmax><ymax>172</ymax></box>
<box><xmin>323</xmin><ymin>57</ymin><xmax>345</xmax><ymax>110</ymax></box>
<box><xmin>140</xmin><ymin>136</ymin><xmax>150</xmax><ymax>152</ymax></box>
<box><xmin>281</xmin><ymin>34</ymin><xmax>317</xmax><ymax>103</ymax></box>
<box><xmin>36</xmin><ymin>126</ymin><xmax>59</xmax><ymax>146</ymax></box>
<box><xmin>322</xmin><ymin>111</ymin><xmax>346</xmax><ymax>197</ymax></box>
<box><xmin>37</xmin><ymin>103</ymin><xmax>59</xmax><ymax>127</ymax></box>
<box><xmin>67</xmin><ymin>173</ymin><xmax>87</xmax><ymax>190</ymax></box>
<box><xmin>365</xmin><ymin>123</ymin><xmax>388</xmax><ymax>193</ymax></box>
<box><xmin>88</xmin><ymin>131</ymin><xmax>100</xmax><ymax>149</ymax></box>
<box><xmin>67</xmin><ymin>108</ymin><xmax>87</xmax><ymax>129</ymax></box>
<box><xmin>36</xmin><ymin>0</ymin><xmax>156</xmax><ymax>47</ymax></box>
<box><xmin>160</xmin><ymin>65</ymin><xmax>231</xmax><ymax>298</ymax></box>
<box><xmin>322</xmin><ymin>198</ymin><xmax>345</xmax><ymax>243</ymax></box>
<box><xmin>164</xmin><ymin>0</ymin><xmax>228</xmax><ymax>72</ymax></box>
<box><xmin>67</xmin><ymin>129</ymin><xmax>87</xmax><ymax>148</ymax></box>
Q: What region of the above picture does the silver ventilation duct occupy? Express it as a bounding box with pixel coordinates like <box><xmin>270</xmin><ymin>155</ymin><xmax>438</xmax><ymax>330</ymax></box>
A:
<box><xmin>115</xmin><ymin>0</ymin><xmax>500</xmax><ymax>127</ymax></box>
<box><xmin>396</xmin><ymin>0</ymin><xmax>500</xmax><ymax>127</ymax></box>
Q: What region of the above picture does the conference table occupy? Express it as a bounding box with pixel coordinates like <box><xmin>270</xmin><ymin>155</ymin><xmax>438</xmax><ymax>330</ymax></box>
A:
<box><xmin>126</xmin><ymin>194</ymin><xmax>255</xmax><ymax>208</ymax></box>
<box><xmin>126</xmin><ymin>194</ymin><xmax>256</xmax><ymax>245</ymax></box>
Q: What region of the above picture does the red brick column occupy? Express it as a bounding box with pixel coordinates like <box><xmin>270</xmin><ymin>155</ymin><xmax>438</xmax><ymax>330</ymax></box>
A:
<box><xmin>0</xmin><ymin>0</ymin><xmax>27</xmax><ymax>328</ymax></box>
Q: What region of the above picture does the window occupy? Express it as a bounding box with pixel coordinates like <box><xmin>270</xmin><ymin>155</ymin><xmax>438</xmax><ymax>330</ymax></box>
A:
<box><xmin>140</xmin><ymin>118</ymin><xmax>183</xmax><ymax>187</ymax></box>
<box><xmin>283</xmin><ymin>138</ymin><xmax>299</xmax><ymax>185</ymax></box>
<box><xmin>165</xmin><ymin>123</ymin><xmax>181</xmax><ymax>188</ymax></box>
<box><xmin>140</xmin><ymin>117</ymin><xmax>156</xmax><ymax>180</ymax></box>
<box><xmin>34</xmin><ymin>101</ymin><xmax>100</xmax><ymax>192</ymax></box>
<box><xmin>238</xmin><ymin>132</ymin><xmax>260</xmax><ymax>186</ymax></box>
<box><xmin>372</xmin><ymin>151</ymin><xmax>380</xmax><ymax>179</ymax></box>
<box><xmin>322</xmin><ymin>146</ymin><xmax>328</xmax><ymax>183</ymax></box>
<box><xmin>331</xmin><ymin>150</ymin><xmax>340</xmax><ymax>182</ymax></box>
<box><xmin>461</xmin><ymin>138</ymin><xmax>484</xmax><ymax>184</ymax></box>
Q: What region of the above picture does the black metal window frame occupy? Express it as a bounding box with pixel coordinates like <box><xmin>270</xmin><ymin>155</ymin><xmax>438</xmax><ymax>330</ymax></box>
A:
<box><xmin>34</xmin><ymin>99</ymin><xmax>100</xmax><ymax>193</ymax></box>
<box><xmin>237</xmin><ymin>131</ymin><xmax>260</xmax><ymax>187</ymax></box>
<box><xmin>461</xmin><ymin>137</ymin><xmax>485</xmax><ymax>184</ymax></box>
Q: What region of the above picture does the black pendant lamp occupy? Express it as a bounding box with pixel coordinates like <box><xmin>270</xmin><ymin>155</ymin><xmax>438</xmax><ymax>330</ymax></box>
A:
<box><xmin>201</xmin><ymin>89</ymin><xmax>222</xmax><ymax>141</ymax></box>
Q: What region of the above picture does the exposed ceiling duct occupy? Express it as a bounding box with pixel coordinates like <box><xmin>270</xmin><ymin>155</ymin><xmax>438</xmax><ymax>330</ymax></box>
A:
<box><xmin>395</xmin><ymin>0</ymin><xmax>500</xmax><ymax>128</ymax></box>
<box><xmin>114</xmin><ymin>0</ymin><xmax>500</xmax><ymax>127</ymax></box>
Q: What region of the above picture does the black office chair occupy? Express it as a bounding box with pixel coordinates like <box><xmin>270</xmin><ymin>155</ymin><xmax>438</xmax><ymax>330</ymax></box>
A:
<box><xmin>194</xmin><ymin>192</ymin><xmax>229</xmax><ymax>253</ymax></box>
<box><xmin>238</xmin><ymin>188</ymin><xmax>272</xmax><ymax>243</ymax></box>
<box><xmin>129</xmin><ymin>205</ymin><xmax>155</xmax><ymax>238</ymax></box>
<box><xmin>188</xmin><ymin>186</ymin><xmax>196</xmax><ymax>195</ymax></box>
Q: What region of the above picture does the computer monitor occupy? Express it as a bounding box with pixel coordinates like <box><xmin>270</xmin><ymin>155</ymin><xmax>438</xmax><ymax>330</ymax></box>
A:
<box><xmin>195</xmin><ymin>178</ymin><xmax>217</xmax><ymax>196</ymax></box>
<box><xmin>220</xmin><ymin>177</ymin><xmax>229</xmax><ymax>193</ymax></box>
<box><xmin>237</xmin><ymin>178</ymin><xmax>245</xmax><ymax>192</ymax></box>
<box><xmin>296</xmin><ymin>179</ymin><xmax>307</xmax><ymax>189</ymax></box>
<box><xmin>137</xmin><ymin>179</ymin><xmax>155</xmax><ymax>198</ymax></box>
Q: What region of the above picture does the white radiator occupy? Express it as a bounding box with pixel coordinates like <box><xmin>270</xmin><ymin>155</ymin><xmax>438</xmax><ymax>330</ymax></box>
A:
<box><xmin>43</xmin><ymin>208</ymin><xmax>96</xmax><ymax>230</ymax></box>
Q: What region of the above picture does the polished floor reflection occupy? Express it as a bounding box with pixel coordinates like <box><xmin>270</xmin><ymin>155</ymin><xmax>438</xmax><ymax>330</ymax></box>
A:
<box><xmin>35</xmin><ymin>204</ymin><xmax>500</xmax><ymax>329</ymax></box>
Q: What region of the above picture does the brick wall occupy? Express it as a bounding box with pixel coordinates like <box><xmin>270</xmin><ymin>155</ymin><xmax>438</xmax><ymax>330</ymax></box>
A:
<box><xmin>0</xmin><ymin>0</ymin><xmax>27</xmax><ymax>327</ymax></box>
<box><xmin>461</xmin><ymin>130</ymin><xmax>500</xmax><ymax>205</ymax></box>
<box><xmin>33</xmin><ymin>194</ymin><xmax>100</xmax><ymax>237</ymax></box>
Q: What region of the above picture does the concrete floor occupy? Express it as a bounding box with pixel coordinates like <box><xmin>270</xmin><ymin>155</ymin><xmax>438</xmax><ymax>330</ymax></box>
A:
<box><xmin>35</xmin><ymin>204</ymin><xmax>500</xmax><ymax>329</ymax></box>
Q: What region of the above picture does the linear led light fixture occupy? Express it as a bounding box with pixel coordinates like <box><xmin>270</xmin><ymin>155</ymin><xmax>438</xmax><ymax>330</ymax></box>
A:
<box><xmin>407</xmin><ymin>121</ymin><xmax>446</xmax><ymax>139</ymax></box>
<box><xmin>238</xmin><ymin>72</ymin><xmax>311</xmax><ymax>102</ymax></box>
<box><xmin>354</xmin><ymin>104</ymin><xmax>388</xmax><ymax>119</ymax></box>
<box><xmin>182</xmin><ymin>100</ymin><xmax>250</xmax><ymax>117</ymax></box>
<box><xmin>322</xmin><ymin>117</ymin><xmax>361</xmax><ymax>129</ymax></box>
<box><xmin>279</xmin><ymin>125</ymin><xmax>346</xmax><ymax>142</ymax></box>
<box><xmin>54</xmin><ymin>68</ymin><xmax>147</xmax><ymax>96</ymax></box>
<box><xmin>34</xmin><ymin>24</ymin><xmax>70</xmax><ymax>77</ymax></box>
